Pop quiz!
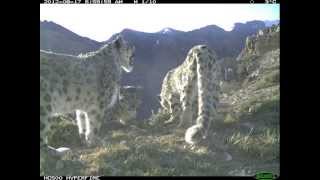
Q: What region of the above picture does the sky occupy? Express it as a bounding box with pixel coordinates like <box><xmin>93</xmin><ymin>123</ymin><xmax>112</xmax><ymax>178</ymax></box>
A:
<box><xmin>40</xmin><ymin>4</ymin><xmax>279</xmax><ymax>42</ymax></box>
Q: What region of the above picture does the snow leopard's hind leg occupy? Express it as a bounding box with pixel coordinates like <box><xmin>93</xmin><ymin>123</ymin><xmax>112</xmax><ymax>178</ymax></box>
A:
<box><xmin>164</xmin><ymin>94</ymin><xmax>182</xmax><ymax>125</ymax></box>
<box><xmin>178</xmin><ymin>64</ymin><xmax>197</xmax><ymax>128</ymax></box>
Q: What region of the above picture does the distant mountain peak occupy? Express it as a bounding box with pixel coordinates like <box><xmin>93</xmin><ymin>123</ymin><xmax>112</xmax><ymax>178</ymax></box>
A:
<box><xmin>232</xmin><ymin>20</ymin><xmax>266</xmax><ymax>31</ymax></box>
<box><xmin>40</xmin><ymin>20</ymin><xmax>102</xmax><ymax>55</ymax></box>
<box><xmin>157</xmin><ymin>27</ymin><xmax>182</xmax><ymax>34</ymax></box>
<box><xmin>162</xmin><ymin>28</ymin><xmax>173</xmax><ymax>34</ymax></box>
<box><xmin>189</xmin><ymin>24</ymin><xmax>225</xmax><ymax>33</ymax></box>
<box><xmin>121</xmin><ymin>28</ymin><xmax>137</xmax><ymax>33</ymax></box>
<box><xmin>203</xmin><ymin>24</ymin><xmax>224</xmax><ymax>29</ymax></box>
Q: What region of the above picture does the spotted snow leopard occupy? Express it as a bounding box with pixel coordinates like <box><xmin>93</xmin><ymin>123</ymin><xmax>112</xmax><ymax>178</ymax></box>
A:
<box><xmin>40</xmin><ymin>35</ymin><xmax>135</xmax><ymax>154</ymax></box>
<box><xmin>159</xmin><ymin>45</ymin><xmax>221</xmax><ymax>145</ymax></box>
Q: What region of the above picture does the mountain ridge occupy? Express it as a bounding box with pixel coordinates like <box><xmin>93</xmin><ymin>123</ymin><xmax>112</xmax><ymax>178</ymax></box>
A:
<box><xmin>40</xmin><ymin>20</ymin><xmax>103</xmax><ymax>55</ymax></box>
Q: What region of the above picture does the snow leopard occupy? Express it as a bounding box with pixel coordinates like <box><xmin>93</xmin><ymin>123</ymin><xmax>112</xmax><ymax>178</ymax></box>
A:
<box><xmin>40</xmin><ymin>35</ymin><xmax>135</xmax><ymax>153</ymax></box>
<box><xmin>159</xmin><ymin>45</ymin><xmax>221</xmax><ymax>145</ymax></box>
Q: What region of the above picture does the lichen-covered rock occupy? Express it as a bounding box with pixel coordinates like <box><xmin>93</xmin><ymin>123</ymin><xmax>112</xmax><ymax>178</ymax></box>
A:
<box><xmin>236</xmin><ymin>24</ymin><xmax>280</xmax><ymax>85</ymax></box>
<box><xmin>236</xmin><ymin>24</ymin><xmax>279</xmax><ymax>61</ymax></box>
<box><xmin>220</xmin><ymin>25</ymin><xmax>280</xmax><ymax>123</ymax></box>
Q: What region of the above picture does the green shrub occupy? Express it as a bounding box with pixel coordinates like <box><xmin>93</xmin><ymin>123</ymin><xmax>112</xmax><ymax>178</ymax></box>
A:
<box><xmin>47</xmin><ymin>116</ymin><xmax>82</xmax><ymax>148</ymax></box>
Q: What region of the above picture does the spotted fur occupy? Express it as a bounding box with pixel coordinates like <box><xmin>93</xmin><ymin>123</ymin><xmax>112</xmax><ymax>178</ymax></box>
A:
<box><xmin>40</xmin><ymin>36</ymin><xmax>135</xmax><ymax>153</ymax></box>
<box><xmin>159</xmin><ymin>45</ymin><xmax>221</xmax><ymax>145</ymax></box>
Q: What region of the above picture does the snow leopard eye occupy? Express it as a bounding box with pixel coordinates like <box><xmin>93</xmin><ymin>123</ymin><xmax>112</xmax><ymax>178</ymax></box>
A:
<box><xmin>200</xmin><ymin>45</ymin><xmax>207</xmax><ymax>49</ymax></box>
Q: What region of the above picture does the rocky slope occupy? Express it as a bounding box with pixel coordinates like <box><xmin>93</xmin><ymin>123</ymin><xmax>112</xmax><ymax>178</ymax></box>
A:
<box><xmin>216</xmin><ymin>24</ymin><xmax>280</xmax><ymax>175</ymax></box>
<box><xmin>218</xmin><ymin>24</ymin><xmax>280</xmax><ymax>119</ymax></box>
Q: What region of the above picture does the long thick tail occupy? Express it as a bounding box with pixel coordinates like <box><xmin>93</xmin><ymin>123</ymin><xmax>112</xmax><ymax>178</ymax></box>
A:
<box><xmin>185</xmin><ymin>45</ymin><xmax>220</xmax><ymax>144</ymax></box>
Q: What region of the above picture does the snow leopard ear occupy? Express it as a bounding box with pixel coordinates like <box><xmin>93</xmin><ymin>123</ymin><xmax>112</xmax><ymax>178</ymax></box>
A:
<box><xmin>115</xmin><ymin>34</ymin><xmax>125</xmax><ymax>45</ymax></box>
<box><xmin>117</xmin><ymin>34</ymin><xmax>124</xmax><ymax>40</ymax></box>
<box><xmin>114</xmin><ymin>36</ymin><xmax>122</xmax><ymax>50</ymax></box>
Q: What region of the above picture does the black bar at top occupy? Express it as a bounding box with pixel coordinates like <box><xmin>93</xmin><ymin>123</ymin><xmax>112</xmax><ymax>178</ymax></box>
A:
<box><xmin>40</xmin><ymin>0</ymin><xmax>280</xmax><ymax>4</ymax></box>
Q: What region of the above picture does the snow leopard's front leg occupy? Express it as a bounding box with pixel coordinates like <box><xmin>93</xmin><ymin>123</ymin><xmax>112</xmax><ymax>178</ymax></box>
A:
<box><xmin>75</xmin><ymin>110</ymin><xmax>87</xmax><ymax>143</ymax></box>
<box><xmin>82</xmin><ymin>102</ymin><xmax>107</xmax><ymax>147</ymax></box>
